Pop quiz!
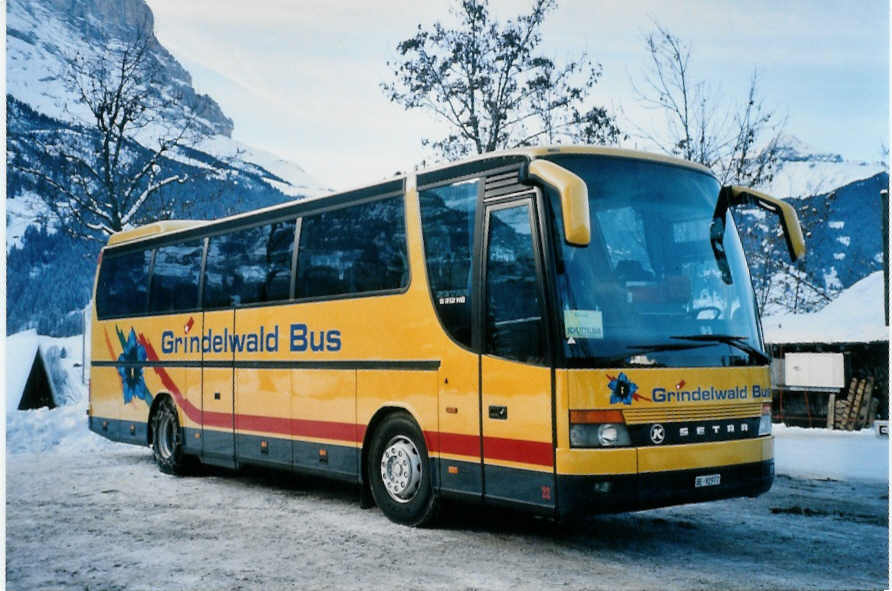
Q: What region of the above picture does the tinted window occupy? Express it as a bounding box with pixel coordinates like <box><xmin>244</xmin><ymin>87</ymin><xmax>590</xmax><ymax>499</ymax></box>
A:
<box><xmin>485</xmin><ymin>204</ymin><xmax>545</xmax><ymax>364</ymax></box>
<box><xmin>296</xmin><ymin>196</ymin><xmax>408</xmax><ymax>298</ymax></box>
<box><xmin>96</xmin><ymin>249</ymin><xmax>152</xmax><ymax>318</ymax></box>
<box><xmin>149</xmin><ymin>241</ymin><xmax>203</xmax><ymax>313</ymax></box>
<box><xmin>418</xmin><ymin>179</ymin><xmax>479</xmax><ymax>347</ymax></box>
<box><xmin>204</xmin><ymin>220</ymin><xmax>297</xmax><ymax>308</ymax></box>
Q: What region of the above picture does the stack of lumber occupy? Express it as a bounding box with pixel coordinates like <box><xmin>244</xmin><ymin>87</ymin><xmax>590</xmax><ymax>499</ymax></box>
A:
<box><xmin>831</xmin><ymin>377</ymin><xmax>875</xmax><ymax>430</ymax></box>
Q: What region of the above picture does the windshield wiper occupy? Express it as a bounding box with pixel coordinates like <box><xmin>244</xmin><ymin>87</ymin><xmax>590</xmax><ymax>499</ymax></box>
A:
<box><xmin>670</xmin><ymin>334</ymin><xmax>771</xmax><ymax>365</ymax></box>
<box><xmin>595</xmin><ymin>341</ymin><xmax>714</xmax><ymax>367</ymax></box>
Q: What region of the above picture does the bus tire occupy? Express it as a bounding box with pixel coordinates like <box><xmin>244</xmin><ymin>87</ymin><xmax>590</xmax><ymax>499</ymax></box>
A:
<box><xmin>367</xmin><ymin>412</ymin><xmax>438</xmax><ymax>527</ymax></box>
<box><xmin>151</xmin><ymin>397</ymin><xmax>190</xmax><ymax>475</ymax></box>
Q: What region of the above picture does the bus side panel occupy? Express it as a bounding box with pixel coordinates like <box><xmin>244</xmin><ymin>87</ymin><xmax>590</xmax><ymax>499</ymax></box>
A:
<box><xmin>234</xmin><ymin>307</ymin><xmax>292</xmax><ymax>468</ymax></box>
<box><xmin>236</xmin><ymin>367</ymin><xmax>292</xmax><ymax>468</ymax></box>
<box><xmin>356</xmin><ymin>370</ymin><xmax>438</xmax><ymax>482</ymax></box>
<box><xmin>202</xmin><ymin>309</ymin><xmax>235</xmax><ymax>466</ymax></box>
<box><xmin>90</xmin><ymin>313</ymin><xmax>123</xmax><ymax>441</ymax></box>
<box><xmin>480</xmin><ymin>356</ymin><xmax>554</xmax><ymax>511</ymax></box>
<box><xmin>181</xmin><ymin>366</ymin><xmax>203</xmax><ymax>456</ymax></box>
<box><xmin>89</xmin><ymin>365</ymin><xmax>122</xmax><ymax>441</ymax></box>
<box><xmin>290</xmin><ymin>369</ymin><xmax>358</xmax><ymax>479</ymax></box>
<box><xmin>435</xmin><ymin>346</ymin><xmax>483</xmax><ymax>499</ymax></box>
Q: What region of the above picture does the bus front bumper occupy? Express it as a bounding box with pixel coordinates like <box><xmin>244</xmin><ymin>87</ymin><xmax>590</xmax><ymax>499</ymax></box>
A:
<box><xmin>555</xmin><ymin>436</ymin><xmax>774</xmax><ymax>517</ymax></box>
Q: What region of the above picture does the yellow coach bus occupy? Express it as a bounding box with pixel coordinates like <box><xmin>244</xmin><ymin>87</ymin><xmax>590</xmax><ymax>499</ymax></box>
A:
<box><xmin>89</xmin><ymin>146</ymin><xmax>804</xmax><ymax>526</ymax></box>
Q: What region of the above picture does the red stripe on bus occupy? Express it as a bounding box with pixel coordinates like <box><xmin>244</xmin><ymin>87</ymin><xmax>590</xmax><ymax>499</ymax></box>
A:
<box><xmin>134</xmin><ymin>335</ymin><xmax>550</xmax><ymax>465</ymax></box>
<box><xmin>236</xmin><ymin>415</ymin><xmax>360</xmax><ymax>442</ymax></box>
<box><xmin>432</xmin><ymin>431</ymin><xmax>480</xmax><ymax>457</ymax></box>
<box><xmin>137</xmin><ymin>334</ymin><xmax>202</xmax><ymax>424</ymax></box>
<box><xmin>484</xmin><ymin>436</ymin><xmax>553</xmax><ymax>467</ymax></box>
<box><xmin>103</xmin><ymin>328</ymin><xmax>116</xmax><ymax>360</ymax></box>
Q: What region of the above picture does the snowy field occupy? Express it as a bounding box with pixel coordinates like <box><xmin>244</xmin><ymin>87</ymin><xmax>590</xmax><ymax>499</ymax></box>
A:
<box><xmin>6</xmin><ymin>376</ymin><xmax>890</xmax><ymax>590</ymax></box>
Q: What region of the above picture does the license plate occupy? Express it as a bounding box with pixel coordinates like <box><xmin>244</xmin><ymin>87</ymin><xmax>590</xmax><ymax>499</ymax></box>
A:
<box><xmin>695</xmin><ymin>474</ymin><xmax>721</xmax><ymax>488</ymax></box>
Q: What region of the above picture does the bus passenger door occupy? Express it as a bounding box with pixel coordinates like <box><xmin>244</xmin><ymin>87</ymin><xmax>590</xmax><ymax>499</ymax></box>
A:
<box><xmin>479</xmin><ymin>198</ymin><xmax>555</xmax><ymax>510</ymax></box>
<box><xmin>202</xmin><ymin>308</ymin><xmax>236</xmax><ymax>467</ymax></box>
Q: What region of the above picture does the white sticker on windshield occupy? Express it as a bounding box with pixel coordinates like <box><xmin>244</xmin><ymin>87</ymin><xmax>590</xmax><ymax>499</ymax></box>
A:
<box><xmin>564</xmin><ymin>309</ymin><xmax>603</xmax><ymax>340</ymax></box>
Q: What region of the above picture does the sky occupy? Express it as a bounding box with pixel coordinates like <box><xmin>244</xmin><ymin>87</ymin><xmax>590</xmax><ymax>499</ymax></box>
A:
<box><xmin>145</xmin><ymin>0</ymin><xmax>890</xmax><ymax>191</ymax></box>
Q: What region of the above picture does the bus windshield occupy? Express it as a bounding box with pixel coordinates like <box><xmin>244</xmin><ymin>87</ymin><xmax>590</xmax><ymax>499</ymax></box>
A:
<box><xmin>544</xmin><ymin>154</ymin><xmax>764</xmax><ymax>368</ymax></box>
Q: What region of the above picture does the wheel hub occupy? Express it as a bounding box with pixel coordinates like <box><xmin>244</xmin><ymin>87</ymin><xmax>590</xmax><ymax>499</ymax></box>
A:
<box><xmin>157</xmin><ymin>413</ymin><xmax>176</xmax><ymax>460</ymax></box>
<box><xmin>380</xmin><ymin>436</ymin><xmax>422</xmax><ymax>503</ymax></box>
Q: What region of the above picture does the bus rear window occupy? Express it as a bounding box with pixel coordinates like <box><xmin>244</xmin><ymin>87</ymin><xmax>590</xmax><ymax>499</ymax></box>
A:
<box><xmin>96</xmin><ymin>249</ymin><xmax>152</xmax><ymax>318</ymax></box>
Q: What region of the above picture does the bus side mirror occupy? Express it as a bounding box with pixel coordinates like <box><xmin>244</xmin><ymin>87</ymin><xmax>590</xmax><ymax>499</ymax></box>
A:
<box><xmin>522</xmin><ymin>159</ymin><xmax>590</xmax><ymax>246</ymax></box>
<box><xmin>717</xmin><ymin>185</ymin><xmax>806</xmax><ymax>262</ymax></box>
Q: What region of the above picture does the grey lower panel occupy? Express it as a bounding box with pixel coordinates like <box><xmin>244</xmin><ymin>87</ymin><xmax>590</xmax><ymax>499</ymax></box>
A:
<box><xmin>292</xmin><ymin>438</ymin><xmax>358</xmax><ymax>479</ymax></box>
<box><xmin>237</xmin><ymin>433</ymin><xmax>292</xmax><ymax>468</ymax></box>
<box><xmin>434</xmin><ymin>458</ymin><xmax>482</xmax><ymax>499</ymax></box>
<box><xmin>89</xmin><ymin>416</ymin><xmax>121</xmax><ymax>443</ymax></box>
<box><xmin>483</xmin><ymin>464</ymin><xmax>555</xmax><ymax>510</ymax></box>
<box><xmin>117</xmin><ymin>420</ymin><xmax>149</xmax><ymax>446</ymax></box>
<box><xmin>202</xmin><ymin>428</ymin><xmax>235</xmax><ymax>464</ymax></box>
<box><xmin>183</xmin><ymin>426</ymin><xmax>202</xmax><ymax>455</ymax></box>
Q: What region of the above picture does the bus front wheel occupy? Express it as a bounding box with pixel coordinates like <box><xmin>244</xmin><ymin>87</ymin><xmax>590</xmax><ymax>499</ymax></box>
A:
<box><xmin>367</xmin><ymin>412</ymin><xmax>438</xmax><ymax>526</ymax></box>
<box><xmin>151</xmin><ymin>397</ymin><xmax>190</xmax><ymax>475</ymax></box>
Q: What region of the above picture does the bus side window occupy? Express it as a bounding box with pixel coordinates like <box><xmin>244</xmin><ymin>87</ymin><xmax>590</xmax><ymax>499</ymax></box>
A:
<box><xmin>204</xmin><ymin>220</ymin><xmax>297</xmax><ymax>308</ymax></box>
<box><xmin>295</xmin><ymin>196</ymin><xmax>408</xmax><ymax>299</ymax></box>
<box><xmin>148</xmin><ymin>241</ymin><xmax>203</xmax><ymax>314</ymax></box>
<box><xmin>418</xmin><ymin>179</ymin><xmax>479</xmax><ymax>348</ymax></box>
<box><xmin>485</xmin><ymin>204</ymin><xmax>545</xmax><ymax>364</ymax></box>
<box><xmin>96</xmin><ymin>249</ymin><xmax>152</xmax><ymax>318</ymax></box>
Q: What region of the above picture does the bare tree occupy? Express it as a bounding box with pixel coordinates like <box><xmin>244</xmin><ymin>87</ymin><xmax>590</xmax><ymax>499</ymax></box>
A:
<box><xmin>383</xmin><ymin>0</ymin><xmax>623</xmax><ymax>161</ymax></box>
<box><xmin>631</xmin><ymin>23</ymin><xmax>784</xmax><ymax>188</ymax></box>
<box><xmin>9</xmin><ymin>25</ymin><xmax>204</xmax><ymax>240</ymax></box>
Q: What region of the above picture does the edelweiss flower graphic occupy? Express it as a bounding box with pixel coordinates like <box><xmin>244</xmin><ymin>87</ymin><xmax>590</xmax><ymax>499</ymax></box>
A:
<box><xmin>115</xmin><ymin>327</ymin><xmax>154</xmax><ymax>407</ymax></box>
<box><xmin>608</xmin><ymin>372</ymin><xmax>638</xmax><ymax>405</ymax></box>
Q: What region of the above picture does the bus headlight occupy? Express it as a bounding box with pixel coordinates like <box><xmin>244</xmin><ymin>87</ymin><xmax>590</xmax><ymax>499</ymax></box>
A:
<box><xmin>569</xmin><ymin>410</ymin><xmax>631</xmax><ymax>447</ymax></box>
<box><xmin>758</xmin><ymin>402</ymin><xmax>772</xmax><ymax>436</ymax></box>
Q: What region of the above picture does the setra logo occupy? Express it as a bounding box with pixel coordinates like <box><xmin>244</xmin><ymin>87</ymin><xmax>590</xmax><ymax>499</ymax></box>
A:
<box><xmin>650</xmin><ymin>423</ymin><xmax>666</xmax><ymax>445</ymax></box>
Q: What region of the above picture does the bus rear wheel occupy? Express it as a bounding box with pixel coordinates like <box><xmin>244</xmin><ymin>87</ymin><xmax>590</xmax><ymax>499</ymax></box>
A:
<box><xmin>151</xmin><ymin>397</ymin><xmax>190</xmax><ymax>475</ymax></box>
<box><xmin>368</xmin><ymin>412</ymin><xmax>438</xmax><ymax>526</ymax></box>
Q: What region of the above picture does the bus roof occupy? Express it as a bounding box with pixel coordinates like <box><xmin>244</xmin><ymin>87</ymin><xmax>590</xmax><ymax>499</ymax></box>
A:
<box><xmin>104</xmin><ymin>145</ymin><xmax>714</xmax><ymax>248</ymax></box>
<box><xmin>106</xmin><ymin>220</ymin><xmax>207</xmax><ymax>246</ymax></box>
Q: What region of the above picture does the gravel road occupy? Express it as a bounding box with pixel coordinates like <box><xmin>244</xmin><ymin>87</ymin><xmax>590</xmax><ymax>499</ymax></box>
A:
<box><xmin>6</xmin><ymin>446</ymin><xmax>888</xmax><ymax>590</ymax></box>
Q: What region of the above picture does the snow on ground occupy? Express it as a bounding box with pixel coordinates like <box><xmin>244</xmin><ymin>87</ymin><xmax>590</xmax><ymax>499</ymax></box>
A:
<box><xmin>774</xmin><ymin>424</ymin><xmax>888</xmax><ymax>483</ymax></box>
<box><xmin>5</xmin><ymin>330</ymin><xmax>94</xmax><ymax>447</ymax></box>
<box><xmin>6</xmin><ymin>432</ymin><xmax>888</xmax><ymax>590</ymax></box>
<box><xmin>762</xmin><ymin>271</ymin><xmax>889</xmax><ymax>343</ymax></box>
<box><xmin>5</xmin><ymin>331</ymin><xmax>888</xmax><ymax>590</ymax></box>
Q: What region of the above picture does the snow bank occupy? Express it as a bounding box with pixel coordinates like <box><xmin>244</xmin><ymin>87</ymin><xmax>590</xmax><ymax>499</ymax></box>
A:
<box><xmin>762</xmin><ymin>271</ymin><xmax>888</xmax><ymax>343</ymax></box>
<box><xmin>773</xmin><ymin>424</ymin><xmax>888</xmax><ymax>483</ymax></box>
<box><xmin>5</xmin><ymin>330</ymin><xmax>103</xmax><ymax>453</ymax></box>
<box><xmin>6</xmin><ymin>398</ymin><xmax>119</xmax><ymax>455</ymax></box>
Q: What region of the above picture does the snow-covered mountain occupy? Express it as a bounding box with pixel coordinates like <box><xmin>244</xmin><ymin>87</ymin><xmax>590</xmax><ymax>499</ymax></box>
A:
<box><xmin>762</xmin><ymin>135</ymin><xmax>887</xmax><ymax>199</ymax></box>
<box><xmin>6</xmin><ymin>0</ymin><xmax>322</xmax><ymax>198</ymax></box>
<box><xmin>736</xmin><ymin>135</ymin><xmax>888</xmax><ymax>316</ymax></box>
<box><xmin>6</xmin><ymin>0</ymin><xmax>325</xmax><ymax>336</ymax></box>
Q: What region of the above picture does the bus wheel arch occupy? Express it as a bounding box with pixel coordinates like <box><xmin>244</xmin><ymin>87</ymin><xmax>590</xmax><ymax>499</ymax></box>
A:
<box><xmin>362</xmin><ymin>407</ymin><xmax>438</xmax><ymax>526</ymax></box>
